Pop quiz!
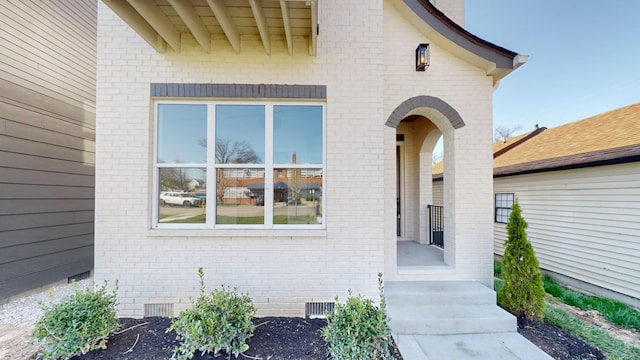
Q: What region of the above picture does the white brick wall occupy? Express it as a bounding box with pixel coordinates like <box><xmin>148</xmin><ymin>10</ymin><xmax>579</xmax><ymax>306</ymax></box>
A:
<box><xmin>433</xmin><ymin>0</ymin><xmax>466</xmax><ymax>26</ymax></box>
<box><xmin>96</xmin><ymin>0</ymin><xmax>496</xmax><ymax>317</ymax></box>
<box><xmin>96</xmin><ymin>0</ymin><xmax>386</xmax><ymax>318</ymax></box>
<box><xmin>382</xmin><ymin>0</ymin><xmax>495</xmax><ymax>286</ymax></box>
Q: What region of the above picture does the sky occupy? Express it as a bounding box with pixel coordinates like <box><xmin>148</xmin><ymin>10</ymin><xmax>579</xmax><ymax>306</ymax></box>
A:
<box><xmin>465</xmin><ymin>0</ymin><xmax>640</xmax><ymax>134</ymax></box>
<box><xmin>157</xmin><ymin>104</ymin><xmax>322</xmax><ymax>165</ymax></box>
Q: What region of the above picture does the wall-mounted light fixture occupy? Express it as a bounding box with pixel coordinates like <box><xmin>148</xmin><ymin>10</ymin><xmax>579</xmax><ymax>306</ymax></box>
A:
<box><xmin>416</xmin><ymin>43</ymin><xmax>430</xmax><ymax>71</ymax></box>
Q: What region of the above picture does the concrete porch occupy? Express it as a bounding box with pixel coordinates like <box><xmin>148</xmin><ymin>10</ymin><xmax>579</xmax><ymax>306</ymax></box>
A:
<box><xmin>397</xmin><ymin>241</ymin><xmax>445</xmax><ymax>267</ymax></box>
<box><xmin>385</xmin><ymin>281</ymin><xmax>553</xmax><ymax>359</ymax></box>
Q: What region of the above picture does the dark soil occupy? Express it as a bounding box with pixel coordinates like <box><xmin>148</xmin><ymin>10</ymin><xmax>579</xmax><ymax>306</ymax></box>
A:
<box><xmin>72</xmin><ymin>317</ymin><xmax>401</xmax><ymax>360</ymax></box>
<box><xmin>517</xmin><ymin>317</ymin><xmax>606</xmax><ymax>360</ymax></box>
<box><xmin>71</xmin><ymin>316</ymin><xmax>604</xmax><ymax>360</ymax></box>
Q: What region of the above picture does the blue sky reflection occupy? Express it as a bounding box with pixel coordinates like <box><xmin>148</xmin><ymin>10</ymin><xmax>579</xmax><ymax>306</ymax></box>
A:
<box><xmin>274</xmin><ymin>105</ymin><xmax>322</xmax><ymax>164</ymax></box>
<box><xmin>157</xmin><ymin>104</ymin><xmax>207</xmax><ymax>163</ymax></box>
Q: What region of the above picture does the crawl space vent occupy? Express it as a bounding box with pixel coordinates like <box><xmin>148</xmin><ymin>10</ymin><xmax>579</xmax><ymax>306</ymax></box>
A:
<box><xmin>305</xmin><ymin>302</ymin><xmax>335</xmax><ymax>318</ymax></box>
<box><xmin>144</xmin><ymin>303</ymin><xmax>173</xmax><ymax>317</ymax></box>
<box><xmin>68</xmin><ymin>271</ymin><xmax>91</xmax><ymax>283</ymax></box>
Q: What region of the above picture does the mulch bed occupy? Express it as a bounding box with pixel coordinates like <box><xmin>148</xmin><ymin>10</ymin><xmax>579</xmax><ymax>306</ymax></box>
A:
<box><xmin>71</xmin><ymin>316</ymin><xmax>603</xmax><ymax>360</ymax></box>
<box><xmin>517</xmin><ymin>317</ymin><xmax>605</xmax><ymax>360</ymax></box>
<box><xmin>72</xmin><ymin>317</ymin><xmax>401</xmax><ymax>360</ymax></box>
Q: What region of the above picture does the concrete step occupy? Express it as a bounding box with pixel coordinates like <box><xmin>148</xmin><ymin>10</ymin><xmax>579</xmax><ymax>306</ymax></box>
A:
<box><xmin>385</xmin><ymin>281</ymin><xmax>497</xmax><ymax>306</ymax></box>
<box><xmin>396</xmin><ymin>333</ymin><xmax>554</xmax><ymax>360</ymax></box>
<box><xmin>388</xmin><ymin>303</ymin><xmax>517</xmax><ymax>335</ymax></box>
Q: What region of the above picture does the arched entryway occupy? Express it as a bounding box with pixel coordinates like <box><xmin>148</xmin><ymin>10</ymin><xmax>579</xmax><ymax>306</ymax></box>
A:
<box><xmin>386</xmin><ymin>96</ymin><xmax>464</xmax><ymax>269</ymax></box>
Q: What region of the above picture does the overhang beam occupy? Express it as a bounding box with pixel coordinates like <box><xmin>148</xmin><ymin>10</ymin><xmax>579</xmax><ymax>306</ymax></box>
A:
<box><xmin>167</xmin><ymin>0</ymin><xmax>211</xmax><ymax>53</ymax></box>
<box><xmin>128</xmin><ymin>0</ymin><xmax>181</xmax><ymax>52</ymax></box>
<box><xmin>309</xmin><ymin>0</ymin><xmax>317</xmax><ymax>56</ymax></box>
<box><xmin>103</xmin><ymin>0</ymin><xmax>167</xmax><ymax>53</ymax></box>
<box><xmin>249</xmin><ymin>0</ymin><xmax>271</xmax><ymax>55</ymax></box>
<box><xmin>279</xmin><ymin>0</ymin><xmax>293</xmax><ymax>55</ymax></box>
<box><xmin>207</xmin><ymin>0</ymin><xmax>241</xmax><ymax>53</ymax></box>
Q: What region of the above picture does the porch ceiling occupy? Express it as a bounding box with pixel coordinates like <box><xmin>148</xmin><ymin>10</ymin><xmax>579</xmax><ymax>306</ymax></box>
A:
<box><xmin>102</xmin><ymin>0</ymin><xmax>318</xmax><ymax>56</ymax></box>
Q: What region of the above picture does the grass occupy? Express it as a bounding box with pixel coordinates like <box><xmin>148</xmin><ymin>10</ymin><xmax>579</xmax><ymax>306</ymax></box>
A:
<box><xmin>544</xmin><ymin>306</ymin><xmax>640</xmax><ymax>360</ymax></box>
<box><xmin>163</xmin><ymin>214</ymin><xmax>319</xmax><ymax>224</ymax></box>
<box><xmin>495</xmin><ymin>261</ymin><xmax>640</xmax><ymax>359</ymax></box>
<box><xmin>164</xmin><ymin>214</ymin><xmax>206</xmax><ymax>223</ymax></box>
<box><xmin>542</xmin><ymin>275</ymin><xmax>640</xmax><ymax>331</ymax></box>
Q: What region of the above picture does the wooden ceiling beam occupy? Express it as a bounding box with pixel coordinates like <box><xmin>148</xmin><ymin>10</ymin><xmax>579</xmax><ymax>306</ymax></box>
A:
<box><xmin>167</xmin><ymin>0</ymin><xmax>211</xmax><ymax>53</ymax></box>
<box><xmin>103</xmin><ymin>0</ymin><xmax>167</xmax><ymax>53</ymax></box>
<box><xmin>206</xmin><ymin>0</ymin><xmax>241</xmax><ymax>53</ymax></box>
<box><xmin>309</xmin><ymin>0</ymin><xmax>317</xmax><ymax>56</ymax></box>
<box><xmin>249</xmin><ymin>0</ymin><xmax>271</xmax><ymax>55</ymax></box>
<box><xmin>127</xmin><ymin>0</ymin><xmax>181</xmax><ymax>52</ymax></box>
<box><xmin>279</xmin><ymin>0</ymin><xmax>293</xmax><ymax>55</ymax></box>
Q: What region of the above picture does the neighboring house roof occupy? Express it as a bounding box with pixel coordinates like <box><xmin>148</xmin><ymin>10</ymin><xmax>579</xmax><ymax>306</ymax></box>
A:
<box><xmin>434</xmin><ymin>102</ymin><xmax>640</xmax><ymax>179</ymax></box>
<box><xmin>392</xmin><ymin>0</ymin><xmax>527</xmax><ymax>84</ymax></box>
<box><xmin>492</xmin><ymin>127</ymin><xmax>545</xmax><ymax>158</ymax></box>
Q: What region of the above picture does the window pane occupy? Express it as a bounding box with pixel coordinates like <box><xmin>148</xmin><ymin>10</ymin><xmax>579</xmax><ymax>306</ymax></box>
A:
<box><xmin>159</xmin><ymin>168</ymin><xmax>206</xmax><ymax>223</ymax></box>
<box><xmin>216</xmin><ymin>168</ymin><xmax>265</xmax><ymax>224</ymax></box>
<box><xmin>157</xmin><ymin>104</ymin><xmax>207</xmax><ymax>163</ymax></box>
<box><xmin>274</xmin><ymin>105</ymin><xmax>323</xmax><ymax>164</ymax></box>
<box><xmin>216</xmin><ymin>105</ymin><xmax>265</xmax><ymax>164</ymax></box>
<box><xmin>273</xmin><ymin>168</ymin><xmax>322</xmax><ymax>224</ymax></box>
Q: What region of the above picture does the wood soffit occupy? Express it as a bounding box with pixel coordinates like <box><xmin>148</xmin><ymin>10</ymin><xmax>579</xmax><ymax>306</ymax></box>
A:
<box><xmin>102</xmin><ymin>0</ymin><xmax>317</xmax><ymax>56</ymax></box>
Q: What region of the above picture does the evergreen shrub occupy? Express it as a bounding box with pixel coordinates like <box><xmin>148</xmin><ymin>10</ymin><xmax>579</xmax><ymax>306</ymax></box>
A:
<box><xmin>497</xmin><ymin>201</ymin><xmax>546</xmax><ymax>320</ymax></box>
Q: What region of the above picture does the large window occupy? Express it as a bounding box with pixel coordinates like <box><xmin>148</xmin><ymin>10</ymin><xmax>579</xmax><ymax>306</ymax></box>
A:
<box><xmin>495</xmin><ymin>193</ymin><xmax>514</xmax><ymax>223</ymax></box>
<box><xmin>155</xmin><ymin>102</ymin><xmax>324</xmax><ymax>229</ymax></box>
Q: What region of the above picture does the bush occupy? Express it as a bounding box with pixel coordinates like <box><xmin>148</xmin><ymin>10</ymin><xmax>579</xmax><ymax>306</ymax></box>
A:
<box><xmin>167</xmin><ymin>268</ymin><xmax>256</xmax><ymax>360</ymax></box>
<box><xmin>322</xmin><ymin>273</ymin><xmax>393</xmax><ymax>360</ymax></box>
<box><xmin>497</xmin><ymin>201</ymin><xmax>546</xmax><ymax>320</ymax></box>
<box><xmin>32</xmin><ymin>281</ymin><xmax>120</xmax><ymax>360</ymax></box>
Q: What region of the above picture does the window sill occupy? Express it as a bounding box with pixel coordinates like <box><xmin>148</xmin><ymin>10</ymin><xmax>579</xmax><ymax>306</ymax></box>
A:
<box><xmin>147</xmin><ymin>228</ymin><xmax>327</xmax><ymax>238</ymax></box>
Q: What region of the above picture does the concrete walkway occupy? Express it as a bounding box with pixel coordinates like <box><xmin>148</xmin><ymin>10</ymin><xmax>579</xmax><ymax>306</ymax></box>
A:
<box><xmin>386</xmin><ymin>281</ymin><xmax>554</xmax><ymax>360</ymax></box>
<box><xmin>394</xmin><ymin>333</ymin><xmax>553</xmax><ymax>359</ymax></box>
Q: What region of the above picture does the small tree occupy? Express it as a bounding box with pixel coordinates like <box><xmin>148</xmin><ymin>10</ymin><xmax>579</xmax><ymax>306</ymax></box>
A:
<box><xmin>498</xmin><ymin>200</ymin><xmax>546</xmax><ymax>320</ymax></box>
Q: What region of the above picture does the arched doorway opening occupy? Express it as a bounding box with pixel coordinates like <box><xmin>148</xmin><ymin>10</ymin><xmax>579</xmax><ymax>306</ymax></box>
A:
<box><xmin>386</xmin><ymin>96</ymin><xmax>464</xmax><ymax>269</ymax></box>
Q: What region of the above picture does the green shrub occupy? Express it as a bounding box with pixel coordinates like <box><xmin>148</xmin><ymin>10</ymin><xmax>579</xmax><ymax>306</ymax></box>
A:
<box><xmin>497</xmin><ymin>201</ymin><xmax>546</xmax><ymax>320</ymax></box>
<box><xmin>167</xmin><ymin>268</ymin><xmax>256</xmax><ymax>360</ymax></box>
<box><xmin>493</xmin><ymin>261</ymin><xmax>503</xmax><ymax>277</ymax></box>
<box><xmin>32</xmin><ymin>281</ymin><xmax>120</xmax><ymax>360</ymax></box>
<box><xmin>322</xmin><ymin>273</ymin><xmax>393</xmax><ymax>360</ymax></box>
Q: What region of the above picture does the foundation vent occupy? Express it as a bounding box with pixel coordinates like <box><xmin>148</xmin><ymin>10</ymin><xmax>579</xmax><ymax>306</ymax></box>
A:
<box><xmin>305</xmin><ymin>302</ymin><xmax>335</xmax><ymax>319</ymax></box>
<box><xmin>68</xmin><ymin>271</ymin><xmax>91</xmax><ymax>283</ymax></box>
<box><xmin>144</xmin><ymin>303</ymin><xmax>174</xmax><ymax>317</ymax></box>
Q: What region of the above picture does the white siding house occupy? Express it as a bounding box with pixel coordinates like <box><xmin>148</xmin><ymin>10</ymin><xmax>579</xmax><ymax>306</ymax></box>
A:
<box><xmin>0</xmin><ymin>1</ymin><xmax>96</xmax><ymax>301</ymax></box>
<box><xmin>493</xmin><ymin>103</ymin><xmax>640</xmax><ymax>308</ymax></box>
<box><xmin>436</xmin><ymin>103</ymin><xmax>640</xmax><ymax>308</ymax></box>
<box><xmin>95</xmin><ymin>0</ymin><xmax>525</xmax><ymax>318</ymax></box>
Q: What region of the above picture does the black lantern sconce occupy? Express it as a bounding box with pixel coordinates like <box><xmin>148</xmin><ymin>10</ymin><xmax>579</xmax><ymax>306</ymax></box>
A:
<box><xmin>416</xmin><ymin>43</ymin><xmax>430</xmax><ymax>71</ymax></box>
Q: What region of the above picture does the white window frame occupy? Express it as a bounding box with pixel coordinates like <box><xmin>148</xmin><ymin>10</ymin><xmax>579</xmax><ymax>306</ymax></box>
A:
<box><xmin>152</xmin><ymin>100</ymin><xmax>326</xmax><ymax>230</ymax></box>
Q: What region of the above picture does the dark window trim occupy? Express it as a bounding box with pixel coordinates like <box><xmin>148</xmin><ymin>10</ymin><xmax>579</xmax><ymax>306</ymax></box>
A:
<box><xmin>150</xmin><ymin>83</ymin><xmax>326</xmax><ymax>99</ymax></box>
<box><xmin>495</xmin><ymin>193</ymin><xmax>514</xmax><ymax>224</ymax></box>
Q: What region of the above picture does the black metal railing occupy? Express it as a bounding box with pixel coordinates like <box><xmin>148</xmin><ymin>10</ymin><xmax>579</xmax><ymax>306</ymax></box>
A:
<box><xmin>428</xmin><ymin>205</ymin><xmax>444</xmax><ymax>248</ymax></box>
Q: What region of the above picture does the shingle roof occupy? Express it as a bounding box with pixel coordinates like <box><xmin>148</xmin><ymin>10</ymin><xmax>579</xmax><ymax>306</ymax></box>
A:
<box><xmin>494</xmin><ymin>102</ymin><xmax>640</xmax><ymax>176</ymax></box>
<box><xmin>433</xmin><ymin>102</ymin><xmax>640</xmax><ymax>178</ymax></box>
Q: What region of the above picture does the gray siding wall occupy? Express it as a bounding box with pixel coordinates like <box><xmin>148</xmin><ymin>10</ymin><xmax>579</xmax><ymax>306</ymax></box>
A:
<box><xmin>0</xmin><ymin>0</ymin><xmax>96</xmax><ymax>300</ymax></box>
<box><xmin>493</xmin><ymin>162</ymin><xmax>640</xmax><ymax>303</ymax></box>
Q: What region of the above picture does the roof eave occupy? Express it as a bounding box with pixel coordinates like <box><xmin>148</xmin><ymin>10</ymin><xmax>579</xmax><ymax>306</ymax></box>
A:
<box><xmin>494</xmin><ymin>144</ymin><xmax>640</xmax><ymax>177</ymax></box>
